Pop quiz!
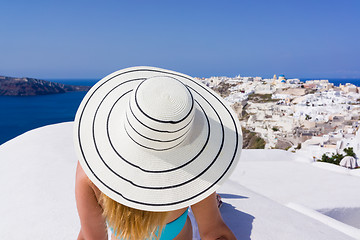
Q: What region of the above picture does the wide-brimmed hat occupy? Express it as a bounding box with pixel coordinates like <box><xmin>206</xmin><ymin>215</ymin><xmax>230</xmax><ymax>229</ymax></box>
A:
<box><xmin>74</xmin><ymin>66</ymin><xmax>242</xmax><ymax>211</ymax></box>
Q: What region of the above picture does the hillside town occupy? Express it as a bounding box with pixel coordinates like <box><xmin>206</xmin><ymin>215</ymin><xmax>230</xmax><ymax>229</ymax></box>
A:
<box><xmin>196</xmin><ymin>75</ymin><xmax>360</xmax><ymax>168</ymax></box>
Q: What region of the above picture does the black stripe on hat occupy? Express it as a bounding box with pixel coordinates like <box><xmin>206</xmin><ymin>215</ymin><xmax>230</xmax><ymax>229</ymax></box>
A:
<box><xmin>124</xmin><ymin>124</ymin><xmax>187</xmax><ymax>152</ymax></box>
<box><xmin>128</xmin><ymin>100</ymin><xmax>195</xmax><ymax>133</ymax></box>
<box><xmin>125</xmin><ymin>111</ymin><xmax>192</xmax><ymax>143</ymax></box>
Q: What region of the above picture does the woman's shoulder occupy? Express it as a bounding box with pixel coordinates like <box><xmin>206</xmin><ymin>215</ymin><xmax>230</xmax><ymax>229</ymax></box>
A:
<box><xmin>76</xmin><ymin>161</ymin><xmax>90</xmax><ymax>183</ymax></box>
<box><xmin>76</xmin><ymin>161</ymin><xmax>103</xmax><ymax>202</ymax></box>
<box><xmin>76</xmin><ymin>162</ymin><xmax>98</xmax><ymax>192</ymax></box>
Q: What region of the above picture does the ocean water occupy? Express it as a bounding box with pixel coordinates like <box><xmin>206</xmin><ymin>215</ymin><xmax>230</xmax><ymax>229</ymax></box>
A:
<box><xmin>0</xmin><ymin>79</ymin><xmax>97</xmax><ymax>145</ymax></box>
<box><xmin>0</xmin><ymin>78</ymin><xmax>360</xmax><ymax>145</ymax></box>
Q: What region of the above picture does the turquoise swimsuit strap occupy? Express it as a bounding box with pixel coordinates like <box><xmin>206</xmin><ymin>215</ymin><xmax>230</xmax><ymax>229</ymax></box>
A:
<box><xmin>109</xmin><ymin>208</ymin><xmax>188</xmax><ymax>240</ymax></box>
<box><xmin>158</xmin><ymin>208</ymin><xmax>188</xmax><ymax>240</ymax></box>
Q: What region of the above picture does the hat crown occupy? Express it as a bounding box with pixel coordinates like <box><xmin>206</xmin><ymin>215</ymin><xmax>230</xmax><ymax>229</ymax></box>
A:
<box><xmin>135</xmin><ymin>76</ymin><xmax>193</xmax><ymax>122</ymax></box>
<box><xmin>125</xmin><ymin>76</ymin><xmax>195</xmax><ymax>151</ymax></box>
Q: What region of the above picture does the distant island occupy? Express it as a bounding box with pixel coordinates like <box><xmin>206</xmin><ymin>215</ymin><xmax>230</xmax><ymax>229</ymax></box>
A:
<box><xmin>0</xmin><ymin>76</ymin><xmax>91</xmax><ymax>96</ymax></box>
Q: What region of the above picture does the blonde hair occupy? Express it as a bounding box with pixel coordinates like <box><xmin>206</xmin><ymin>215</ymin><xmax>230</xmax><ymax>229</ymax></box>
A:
<box><xmin>99</xmin><ymin>192</ymin><xmax>169</xmax><ymax>240</ymax></box>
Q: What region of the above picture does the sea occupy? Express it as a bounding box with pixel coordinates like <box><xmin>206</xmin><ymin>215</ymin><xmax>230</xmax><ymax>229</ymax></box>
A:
<box><xmin>0</xmin><ymin>79</ymin><xmax>97</xmax><ymax>145</ymax></box>
<box><xmin>0</xmin><ymin>78</ymin><xmax>360</xmax><ymax>145</ymax></box>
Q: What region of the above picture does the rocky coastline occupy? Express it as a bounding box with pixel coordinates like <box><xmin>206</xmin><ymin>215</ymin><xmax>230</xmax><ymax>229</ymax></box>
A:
<box><xmin>0</xmin><ymin>76</ymin><xmax>91</xmax><ymax>96</ymax></box>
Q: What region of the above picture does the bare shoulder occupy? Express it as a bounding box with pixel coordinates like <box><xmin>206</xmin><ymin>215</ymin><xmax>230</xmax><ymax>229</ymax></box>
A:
<box><xmin>76</xmin><ymin>162</ymin><xmax>101</xmax><ymax>199</ymax></box>
<box><xmin>75</xmin><ymin>161</ymin><xmax>107</xmax><ymax>240</ymax></box>
<box><xmin>75</xmin><ymin>161</ymin><xmax>97</xmax><ymax>204</ymax></box>
<box><xmin>76</xmin><ymin>161</ymin><xmax>89</xmax><ymax>183</ymax></box>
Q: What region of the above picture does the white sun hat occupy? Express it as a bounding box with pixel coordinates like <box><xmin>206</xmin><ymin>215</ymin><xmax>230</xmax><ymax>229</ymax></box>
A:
<box><xmin>74</xmin><ymin>66</ymin><xmax>242</xmax><ymax>211</ymax></box>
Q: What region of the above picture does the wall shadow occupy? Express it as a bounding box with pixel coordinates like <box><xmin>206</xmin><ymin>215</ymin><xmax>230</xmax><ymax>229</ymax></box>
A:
<box><xmin>219</xmin><ymin>196</ymin><xmax>254</xmax><ymax>240</ymax></box>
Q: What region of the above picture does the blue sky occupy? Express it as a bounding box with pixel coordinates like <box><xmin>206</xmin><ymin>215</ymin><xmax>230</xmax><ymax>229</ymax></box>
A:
<box><xmin>0</xmin><ymin>0</ymin><xmax>359</xmax><ymax>79</ymax></box>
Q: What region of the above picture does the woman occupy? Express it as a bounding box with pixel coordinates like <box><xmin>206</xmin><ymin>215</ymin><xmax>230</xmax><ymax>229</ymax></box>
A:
<box><xmin>74</xmin><ymin>67</ymin><xmax>242</xmax><ymax>240</ymax></box>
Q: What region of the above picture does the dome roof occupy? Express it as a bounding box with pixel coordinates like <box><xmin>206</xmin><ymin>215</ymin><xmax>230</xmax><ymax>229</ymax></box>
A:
<box><xmin>340</xmin><ymin>156</ymin><xmax>357</xmax><ymax>169</ymax></box>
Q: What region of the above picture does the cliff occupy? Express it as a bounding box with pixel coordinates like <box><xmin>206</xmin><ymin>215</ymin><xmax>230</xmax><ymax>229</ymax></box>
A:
<box><xmin>0</xmin><ymin>75</ymin><xmax>91</xmax><ymax>96</ymax></box>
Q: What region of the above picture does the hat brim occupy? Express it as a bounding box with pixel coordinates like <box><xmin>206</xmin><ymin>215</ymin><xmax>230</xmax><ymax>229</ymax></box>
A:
<box><xmin>74</xmin><ymin>67</ymin><xmax>242</xmax><ymax>211</ymax></box>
